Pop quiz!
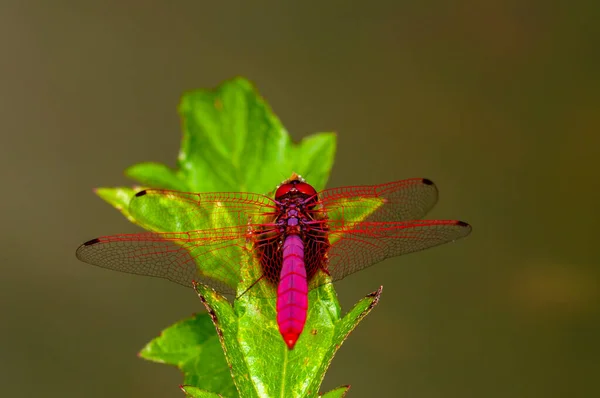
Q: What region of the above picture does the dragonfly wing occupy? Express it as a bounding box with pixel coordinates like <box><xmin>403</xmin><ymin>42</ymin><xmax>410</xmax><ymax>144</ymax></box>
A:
<box><xmin>129</xmin><ymin>189</ymin><xmax>277</xmax><ymax>233</ymax></box>
<box><xmin>76</xmin><ymin>226</ymin><xmax>257</xmax><ymax>294</ymax></box>
<box><xmin>323</xmin><ymin>219</ymin><xmax>472</xmax><ymax>281</ymax></box>
<box><xmin>316</xmin><ymin>178</ymin><xmax>439</xmax><ymax>224</ymax></box>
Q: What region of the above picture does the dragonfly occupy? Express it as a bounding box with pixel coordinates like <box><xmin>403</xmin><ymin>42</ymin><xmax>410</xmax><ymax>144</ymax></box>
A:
<box><xmin>76</xmin><ymin>174</ymin><xmax>471</xmax><ymax>349</ymax></box>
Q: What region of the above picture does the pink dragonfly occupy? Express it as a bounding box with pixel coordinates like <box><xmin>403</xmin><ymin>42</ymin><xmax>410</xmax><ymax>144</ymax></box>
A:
<box><xmin>76</xmin><ymin>175</ymin><xmax>471</xmax><ymax>349</ymax></box>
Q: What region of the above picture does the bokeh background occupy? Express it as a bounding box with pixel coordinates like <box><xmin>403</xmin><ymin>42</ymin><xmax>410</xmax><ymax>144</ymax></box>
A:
<box><xmin>1</xmin><ymin>1</ymin><xmax>598</xmax><ymax>397</ymax></box>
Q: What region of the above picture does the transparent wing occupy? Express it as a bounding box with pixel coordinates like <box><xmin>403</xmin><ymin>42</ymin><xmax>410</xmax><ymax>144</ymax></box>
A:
<box><xmin>76</xmin><ymin>181</ymin><xmax>470</xmax><ymax>295</ymax></box>
<box><xmin>77</xmin><ymin>189</ymin><xmax>279</xmax><ymax>294</ymax></box>
<box><xmin>76</xmin><ymin>226</ymin><xmax>276</xmax><ymax>294</ymax></box>
<box><xmin>316</xmin><ymin>178</ymin><xmax>438</xmax><ymax>224</ymax></box>
<box><xmin>320</xmin><ymin>219</ymin><xmax>472</xmax><ymax>282</ymax></box>
<box><xmin>129</xmin><ymin>189</ymin><xmax>277</xmax><ymax>233</ymax></box>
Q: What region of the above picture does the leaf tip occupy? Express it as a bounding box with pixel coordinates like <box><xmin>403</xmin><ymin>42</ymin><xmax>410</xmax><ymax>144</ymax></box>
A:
<box><xmin>137</xmin><ymin>347</ymin><xmax>149</xmax><ymax>360</ymax></box>
<box><xmin>321</xmin><ymin>384</ymin><xmax>352</xmax><ymax>397</ymax></box>
<box><xmin>367</xmin><ymin>286</ymin><xmax>383</xmax><ymax>306</ymax></box>
<box><xmin>179</xmin><ymin>385</ymin><xmax>191</xmax><ymax>397</ymax></box>
<box><xmin>229</xmin><ymin>75</ymin><xmax>255</xmax><ymax>88</ymax></box>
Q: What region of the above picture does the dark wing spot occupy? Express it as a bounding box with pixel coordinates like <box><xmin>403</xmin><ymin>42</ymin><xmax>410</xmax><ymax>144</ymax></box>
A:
<box><xmin>82</xmin><ymin>238</ymin><xmax>101</xmax><ymax>246</ymax></box>
<box><xmin>135</xmin><ymin>190</ymin><xmax>147</xmax><ymax>197</ymax></box>
<box><xmin>422</xmin><ymin>178</ymin><xmax>434</xmax><ymax>186</ymax></box>
<box><xmin>457</xmin><ymin>221</ymin><xmax>470</xmax><ymax>227</ymax></box>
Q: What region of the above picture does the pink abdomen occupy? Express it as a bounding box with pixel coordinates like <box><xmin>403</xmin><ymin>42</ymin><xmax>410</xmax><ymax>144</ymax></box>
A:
<box><xmin>276</xmin><ymin>234</ymin><xmax>308</xmax><ymax>349</ymax></box>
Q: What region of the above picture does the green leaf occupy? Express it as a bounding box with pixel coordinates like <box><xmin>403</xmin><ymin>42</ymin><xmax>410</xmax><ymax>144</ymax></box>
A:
<box><xmin>140</xmin><ymin>313</ymin><xmax>237</xmax><ymax>397</ymax></box>
<box><xmin>100</xmin><ymin>77</ymin><xmax>336</xmax><ymax>220</ymax></box>
<box><xmin>305</xmin><ymin>286</ymin><xmax>383</xmax><ymax>396</ymax></box>
<box><xmin>194</xmin><ymin>284</ymin><xmax>249</xmax><ymax>396</ymax></box>
<box><xmin>125</xmin><ymin>162</ymin><xmax>189</xmax><ymax>191</ymax></box>
<box><xmin>320</xmin><ymin>385</ymin><xmax>351</xmax><ymax>398</ymax></box>
<box><xmin>179</xmin><ymin>77</ymin><xmax>285</xmax><ymax>193</ymax></box>
<box><xmin>337</xmin><ymin>287</ymin><xmax>383</xmax><ymax>338</ymax></box>
<box><xmin>119</xmin><ymin>77</ymin><xmax>334</xmax><ymax>195</ymax></box>
<box><xmin>95</xmin><ymin>187</ymin><xmax>139</xmax><ymax>223</ymax></box>
<box><xmin>90</xmin><ymin>77</ymin><xmax>389</xmax><ymax>397</ymax></box>
<box><xmin>288</xmin><ymin>132</ymin><xmax>336</xmax><ymax>192</ymax></box>
<box><xmin>96</xmin><ymin>78</ymin><xmax>339</xmax><ymax>291</ymax></box>
<box><xmin>180</xmin><ymin>385</ymin><xmax>226</xmax><ymax>398</ymax></box>
<box><xmin>99</xmin><ymin>77</ymin><xmax>336</xmax><ymax>208</ymax></box>
<box><xmin>196</xmin><ymin>260</ymin><xmax>382</xmax><ymax>398</ymax></box>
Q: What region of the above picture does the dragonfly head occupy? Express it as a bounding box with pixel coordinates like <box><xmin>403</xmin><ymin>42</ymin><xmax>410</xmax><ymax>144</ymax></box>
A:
<box><xmin>274</xmin><ymin>174</ymin><xmax>318</xmax><ymax>202</ymax></box>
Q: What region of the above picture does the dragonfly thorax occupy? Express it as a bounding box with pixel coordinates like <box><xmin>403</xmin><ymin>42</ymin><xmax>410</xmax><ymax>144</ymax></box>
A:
<box><xmin>274</xmin><ymin>201</ymin><xmax>309</xmax><ymax>236</ymax></box>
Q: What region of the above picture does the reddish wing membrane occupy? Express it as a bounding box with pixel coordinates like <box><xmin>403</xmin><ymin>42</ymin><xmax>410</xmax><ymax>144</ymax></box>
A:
<box><xmin>301</xmin><ymin>178</ymin><xmax>471</xmax><ymax>283</ymax></box>
<box><xmin>77</xmin><ymin>227</ymin><xmax>254</xmax><ymax>294</ymax></box>
<box><xmin>76</xmin><ymin>189</ymin><xmax>278</xmax><ymax>294</ymax></box>
<box><xmin>128</xmin><ymin>189</ymin><xmax>277</xmax><ymax>233</ymax></box>
<box><xmin>316</xmin><ymin>178</ymin><xmax>439</xmax><ymax>223</ymax></box>
<box><xmin>76</xmin><ymin>178</ymin><xmax>471</xmax><ymax>296</ymax></box>
<box><xmin>321</xmin><ymin>219</ymin><xmax>471</xmax><ymax>282</ymax></box>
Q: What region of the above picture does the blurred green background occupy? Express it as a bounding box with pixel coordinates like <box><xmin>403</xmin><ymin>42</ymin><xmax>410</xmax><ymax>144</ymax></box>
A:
<box><xmin>1</xmin><ymin>1</ymin><xmax>598</xmax><ymax>397</ymax></box>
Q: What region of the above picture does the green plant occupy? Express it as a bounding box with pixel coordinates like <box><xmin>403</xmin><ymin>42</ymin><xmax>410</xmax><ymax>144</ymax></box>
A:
<box><xmin>95</xmin><ymin>78</ymin><xmax>381</xmax><ymax>397</ymax></box>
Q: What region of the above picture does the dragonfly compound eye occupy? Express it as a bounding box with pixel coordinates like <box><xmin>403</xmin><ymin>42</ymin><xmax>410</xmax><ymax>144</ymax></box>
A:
<box><xmin>275</xmin><ymin>183</ymin><xmax>294</xmax><ymax>199</ymax></box>
<box><xmin>295</xmin><ymin>182</ymin><xmax>317</xmax><ymax>196</ymax></box>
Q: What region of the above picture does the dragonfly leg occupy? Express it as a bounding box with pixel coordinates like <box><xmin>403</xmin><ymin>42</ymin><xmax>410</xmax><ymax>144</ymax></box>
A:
<box><xmin>236</xmin><ymin>274</ymin><xmax>266</xmax><ymax>299</ymax></box>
